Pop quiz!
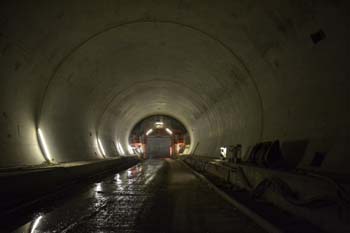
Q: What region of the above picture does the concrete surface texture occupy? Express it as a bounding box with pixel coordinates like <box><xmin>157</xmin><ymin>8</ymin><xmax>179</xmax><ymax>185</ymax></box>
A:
<box><xmin>0</xmin><ymin>156</ymin><xmax>139</xmax><ymax>215</ymax></box>
<box><xmin>0</xmin><ymin>0</ymin><xmax>349</xmax><ymax>175</ymax></box>
<box><xmin>10</xmin><ymin>159</ymin><xmax>265</xmax><ymax>233</ymax></box>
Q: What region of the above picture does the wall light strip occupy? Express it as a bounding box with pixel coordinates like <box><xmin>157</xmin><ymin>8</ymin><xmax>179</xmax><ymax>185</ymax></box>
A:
<box><xmin>31</xmin><ymin>215</ymin><xmax>43</xmax><ymax>233</ymax></box>
<box><xmin>97</xmin><ymin>138</ymin><xmax>106</xmax><ymax>157</ymax></box>
<box><xmin>146</xmin><ymin>129</ymin><xmax>153</xmax><ymax>136</ymax></box>
<box><xmin>220</xmin><ymin>146</ymin><xmax>227</xmax><ymax>158</ymax></box>
<box><xmin>117</xmin><ymin>142</ymin><xmax>125</xmax><ymax>155</ymax></box>
<box><xmin>128</xmin><ymin>145</ymin><xmax>134</xmax><ymax>155</ymax></box>
<box><xmin>38</xmin><ymin>128</ymin><xmax>53</xmax><ymax>162</ymax></box>
<box><xmin>165</xmin><ymin>128</ymin><xmax>173</xmax><ymax>135</ymax></box>
<box><xmin>120</xmin><ymin>143</ymin><xmax>125</xmax><ymax>155</ymax></box>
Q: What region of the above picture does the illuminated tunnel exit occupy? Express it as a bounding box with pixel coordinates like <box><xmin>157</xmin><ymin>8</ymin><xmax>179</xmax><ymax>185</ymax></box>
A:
<box><xmin>1</xmin><ymin>1</ymin><xmax>350</xmax><ymax>233</ymax></box>
<box><xmin>129</xmin><ymin>115</ymin><xmax>191</xmax><ymax>159</ymax></box>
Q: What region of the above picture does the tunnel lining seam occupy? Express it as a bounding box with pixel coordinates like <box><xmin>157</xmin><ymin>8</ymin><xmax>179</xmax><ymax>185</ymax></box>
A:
<box><xmin>37</xmin><ymin>20</ymin><xmax>264</xmax><ymax>150</ymax></box>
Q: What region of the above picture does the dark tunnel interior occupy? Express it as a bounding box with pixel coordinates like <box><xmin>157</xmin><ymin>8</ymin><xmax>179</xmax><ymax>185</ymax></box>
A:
<box><xmin>0</xmin><ymin>1</ymin><xmax>349</xmax><ymax>233</ymax></box>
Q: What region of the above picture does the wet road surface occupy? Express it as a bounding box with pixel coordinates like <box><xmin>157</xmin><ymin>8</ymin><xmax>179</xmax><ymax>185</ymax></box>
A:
<box><xmin>11</xmin><ymin>159</ymin><xmax>265</xmax><ymax>233</ymax></box>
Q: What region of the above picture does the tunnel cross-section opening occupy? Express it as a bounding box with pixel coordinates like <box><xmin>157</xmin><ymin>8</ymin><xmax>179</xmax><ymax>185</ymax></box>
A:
<box><xmin>1</xmin><ymin>1</ymin><xmax>350</xmax><ymax>233</ymax></box>
<box><xmin>129</xmin><ymin>115</ymin><xmax>191</xmax><ymax>159</ymax></box>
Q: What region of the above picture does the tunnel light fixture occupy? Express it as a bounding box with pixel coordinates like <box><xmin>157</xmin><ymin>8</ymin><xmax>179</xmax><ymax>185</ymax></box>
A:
<box><xmin>165</xmin><ymin>128</ymin><xmax>173</xmax><ymax>135</ymax></box>
<box><xmin>115</xmin><ymin>174</ymin><xmax>122</xmax><ymax>184</ymax></box>
<box><xmin>31</xmin><ymin>215</ymin><xmax>43</xmax><ymax>233</ymax></box>
<box><xmin>97</xmin><ymin>138</ymin><xmax>106</xmax><ymax>157</ymax></box>
<box><xmin>119</xmin><ymin>143</ymin><xmax>125</xmax><ymax>155</ymax></box>
<box><xmin>128</xmin><ymin>145</ymin><xmax>134</xmax><ymax>155</ymax></box>
<box><xmin>95</xmin><ymin>182</ymin><xmax>103</xmax><ymax>192</ymax></box>
<box><xmin>220</xmin><ymin>147</ymin><xmax>227</xmax><ymax>158</ymax></box>
<box><xmin>116</xmin><ymin>142</ymin><xmax>125</xmax><ymax>156</ymax></box>
<box><xmin>38</xmin><ymin>128</ymin><xmax>53</xmax><ymax>162</ymax></box>
<box><xmin>146</xmin><ymin>129</ymin><xmax>153</xmax><ymax>136</ymax></box>
<box><xmin>155</xmin><ymin>121</ymin><xmax>164</xmax><ymax>128</ymax></box>
<box><xmin>139</xmin><ymin>147</ymin><xmax>143</xmax><ymax>154</ymax></box>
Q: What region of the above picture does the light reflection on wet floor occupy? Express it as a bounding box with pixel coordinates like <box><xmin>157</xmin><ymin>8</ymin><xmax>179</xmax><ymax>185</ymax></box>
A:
<box><xmin>12</xmin><ymin>160</ymin><xmax>165</xmax><ymax>233</ymax></box>
<box><xmin>10</xmin><ymin>159</ymin><xmax>265</xmax><ymax>233</ymax></box>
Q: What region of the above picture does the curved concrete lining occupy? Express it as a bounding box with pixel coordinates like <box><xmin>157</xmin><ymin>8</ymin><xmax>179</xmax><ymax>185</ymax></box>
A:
<box><xmin>0</xmin><ymin>1</ymin><xmax>349</xmax><ymax>175</ymax></box>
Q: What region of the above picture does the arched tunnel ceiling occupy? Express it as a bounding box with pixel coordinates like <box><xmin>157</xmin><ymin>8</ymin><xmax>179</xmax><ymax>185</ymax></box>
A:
<box><xmin>0</xmin><ymin>1</ymin><xmax>349</xmax><ymax>174</ymax></box>
<box><xmin>40</xmin><ymin>21</ymin><xmax>261</xmax><ymax>162</ymax></box>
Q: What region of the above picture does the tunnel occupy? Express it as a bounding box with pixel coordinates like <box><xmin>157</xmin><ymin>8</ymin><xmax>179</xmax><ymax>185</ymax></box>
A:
<box><xmin>129</xmin><ymin>115</ymin><xmax>191</xmax><ymax>158</ymax></box>
<box><xmin>0</xmin><ymin>1</ymin><xmax>349</xmax><ymax>233</ymax></box>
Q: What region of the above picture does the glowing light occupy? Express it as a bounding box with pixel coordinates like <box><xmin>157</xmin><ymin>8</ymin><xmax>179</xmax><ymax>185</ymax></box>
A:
<box><xmin>146</xmin><ymin>129</ymin><xmax>153</xmax><ymax>136</ymax></box>
<box><xmin>116</xmin><ymin>142</ymin><xmax>125</xmax><ymax>155</ymax></box>
<box><xmin>155</xmin><ymin>121</ymin><xmax>164</xmax><ymax>128</ymax></box>
<box><xmin>115</xmin><ymin>174</ymin><xmax>122</xmax><ymax>184</ymax></box>
<box><xmin>97</xmin><ymin>138</ymin><xmax>106</xmax><ymax>157</ymax></box>
<box><xmin>128</xmin><ymin>145</ymin><xmax>134</xmax><ymax>155</ymax></box>
<box><xmin>95</xmin><ymin>182</ymin><xmax>102</xmax><ymax>192</ymax></box>
<box><xmin>220</xmin><ymin>147</ymin><xmax>227</xmax><ymax>158</ymax></box>
<box><xmin>165</xmin><ymin>128</ymin><xmax>173</xmax><ymax>135</ymax></box>
<box><xmin>31</xmin><ymin>215</ymin><xmax>43</xmax><ymax>233</ymax></box>
<box><xmin>38</xmin><ymin>128</ymin><xmax>53</xmax><ymax>162</ymax></box>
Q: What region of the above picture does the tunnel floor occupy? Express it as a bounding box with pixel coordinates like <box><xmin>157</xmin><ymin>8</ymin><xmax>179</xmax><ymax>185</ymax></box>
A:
<box><xmin>12</xmin><ymin>159</ymin><xmax>265</xmax><ymax>233</ymax></box>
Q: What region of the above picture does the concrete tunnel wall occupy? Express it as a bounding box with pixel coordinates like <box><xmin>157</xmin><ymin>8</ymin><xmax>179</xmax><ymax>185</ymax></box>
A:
<box><xmin>0</xmin><ymin>1</ymin><xmax>349</xmax><ymax>174</ymax></box>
